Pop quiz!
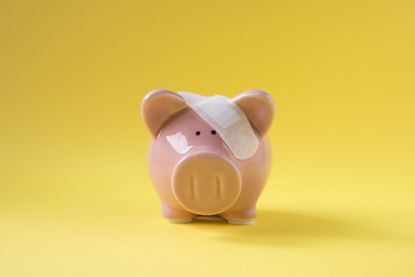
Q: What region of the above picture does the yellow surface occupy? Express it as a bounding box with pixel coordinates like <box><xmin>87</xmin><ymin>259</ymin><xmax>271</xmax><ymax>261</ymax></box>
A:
<box><xmin>1</xmin><ymin>0</ymin><xmax>414</xmax><ymax>276</ymax></box>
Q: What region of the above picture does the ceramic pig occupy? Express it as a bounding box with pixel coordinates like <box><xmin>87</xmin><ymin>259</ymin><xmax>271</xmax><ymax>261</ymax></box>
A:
<box><xmin>141</xmin><ymin>89</ymin><xmax>275</xmax><ymax>224</ymax></box>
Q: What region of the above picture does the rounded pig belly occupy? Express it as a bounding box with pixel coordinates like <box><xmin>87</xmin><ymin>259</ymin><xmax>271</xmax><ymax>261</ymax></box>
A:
<box><xmin>172</xmin><ymin>153</ymin><xmax>241</xmax><ymax>215</ymax></box>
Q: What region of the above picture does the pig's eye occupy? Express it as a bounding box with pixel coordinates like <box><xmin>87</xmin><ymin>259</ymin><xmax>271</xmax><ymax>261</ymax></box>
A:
<box><xmin>211</xmin><ymin>130</ymin><xmax>217</xmax><ymax>135</ymax></box>
<box><xmin>195</xmin><ymin>131</ymin><xmax>201</xmax><ymax>136</ymax></box>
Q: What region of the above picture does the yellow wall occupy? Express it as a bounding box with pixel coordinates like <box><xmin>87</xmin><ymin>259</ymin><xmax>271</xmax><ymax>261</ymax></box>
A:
<box><xmin>1</xmin><ymin>0</ymin><xmax>414</xmax><ymax>276</ymax></box>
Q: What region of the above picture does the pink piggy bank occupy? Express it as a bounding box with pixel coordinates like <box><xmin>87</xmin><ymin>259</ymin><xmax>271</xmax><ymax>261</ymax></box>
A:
<box><xmin>141</xmin><ymin>89</ymin><xmax>275</xmax><ymax>224</ymax></box>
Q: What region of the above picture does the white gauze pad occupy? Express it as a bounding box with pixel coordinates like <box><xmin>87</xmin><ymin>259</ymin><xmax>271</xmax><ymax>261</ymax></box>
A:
<box><xmin>178</xmin><ymin>91</ymin><xmax>259</xmax><ymax>160</ymax></box>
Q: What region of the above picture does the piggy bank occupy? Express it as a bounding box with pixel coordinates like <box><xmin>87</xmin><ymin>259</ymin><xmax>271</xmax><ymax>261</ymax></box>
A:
<box><xmin>141</xmin><ymin>89</ymin><xmax>275</xmax><ymax>224</ymax></box>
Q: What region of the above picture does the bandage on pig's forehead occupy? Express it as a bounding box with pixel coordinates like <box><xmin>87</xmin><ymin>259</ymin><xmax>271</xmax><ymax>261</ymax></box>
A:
<box><xmin>178</xmin><ymin>91</ymin><xmax>259</xmax><ymax>160</ymax></box>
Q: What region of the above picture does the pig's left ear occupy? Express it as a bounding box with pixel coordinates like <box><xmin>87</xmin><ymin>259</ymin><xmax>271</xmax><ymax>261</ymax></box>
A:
<box><xmin>141</xmin><ymin>89</ymin><xmax>187</xmax><ymax>137</ymax></box>
<box><xmin>233</xmin><ymin>89</ymin><xmax>275</xmax><ymax>137</ymax></box>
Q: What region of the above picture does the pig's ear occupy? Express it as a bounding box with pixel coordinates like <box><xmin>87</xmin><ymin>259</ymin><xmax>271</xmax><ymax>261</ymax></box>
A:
<box><xmin>233</xmin><ymin>89</ymin><xmax>275</xmax><ymax>137</ymax></box>
<box><xmin>141</xmin><ymin>89</ymin><xmax>187</xmax><ymax>137</ymax></box>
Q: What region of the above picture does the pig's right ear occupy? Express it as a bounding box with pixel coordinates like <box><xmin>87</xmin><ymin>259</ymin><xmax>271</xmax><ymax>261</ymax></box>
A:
<box><xmin>141</xmin><ymin>89</ymin><xmax>187</xmax><ymax>137</ymax></box>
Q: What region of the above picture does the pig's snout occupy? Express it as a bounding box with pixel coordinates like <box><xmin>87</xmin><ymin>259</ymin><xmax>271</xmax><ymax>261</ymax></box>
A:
<box><xmin>172</xmin><ymin>153</ymin><xmax>241</xmax><ymax>215</ymax></box>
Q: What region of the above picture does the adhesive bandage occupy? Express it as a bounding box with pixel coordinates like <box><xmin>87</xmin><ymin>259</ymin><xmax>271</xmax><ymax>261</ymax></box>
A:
<box><xmin>178</xmin><ymin>91</ymin><xmax>259</xmax><ymax>160</ymax></box>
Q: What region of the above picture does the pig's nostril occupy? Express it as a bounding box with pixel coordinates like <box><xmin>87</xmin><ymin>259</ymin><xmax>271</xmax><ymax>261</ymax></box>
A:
<box><xmin>216</xmin><ymin>176</ymin><xmax>221</xmax><ymax>198</ymax></box>
<box><xmin>190</xmin><ymin>175</ymin><xmax>196</xmax><ymax>199</ymax></box>
<box><xmin>211</xmin><ymin>130</ymin><xmax>217</xmax><ymax>135</ymax></box>
<box><xmin>195</xmin><ymin>131</ymin><xmax>201</xmax><ymax>136</ymax></box>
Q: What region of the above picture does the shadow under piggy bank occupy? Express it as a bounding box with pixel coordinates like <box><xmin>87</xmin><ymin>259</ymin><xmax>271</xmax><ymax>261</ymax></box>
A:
<box><xmin>187</xmin><ymin>209</ymin><xmax>391</xmax><ymax>247</ymax></box>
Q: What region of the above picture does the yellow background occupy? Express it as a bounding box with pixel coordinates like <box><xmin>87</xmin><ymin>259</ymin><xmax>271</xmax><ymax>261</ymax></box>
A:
<box><xmin>1</xmin><ymin>0</ymin><xmax>414</xmax><ymax>276</ymax></box>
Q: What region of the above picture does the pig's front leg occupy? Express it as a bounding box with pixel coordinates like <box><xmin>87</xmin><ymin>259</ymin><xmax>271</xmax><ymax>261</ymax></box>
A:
<box><xmin>221</xmin><ymin>206</ymin><xmax>256</xmax><ymax>225</ymax></box>
<box><xmin>161</xmin><ymin>203</ymin><xmax>194</xmax><ymax>223</ymax></box>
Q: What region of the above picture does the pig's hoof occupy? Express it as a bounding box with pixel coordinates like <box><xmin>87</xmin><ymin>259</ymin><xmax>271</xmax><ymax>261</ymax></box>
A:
<box><xmin>168</xmin><ymin>217</ymin><xmax>193</xmax><ymax>224</ymax></box>
<box><xmin>161</xmin><ymin>205</ymin><xmax>194</xmax><ymax>223</ymax></box>
<box><xmin>228</xmin><ymin>219</ymin><xmax>254</xmax><ymax>225</ymax></box>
